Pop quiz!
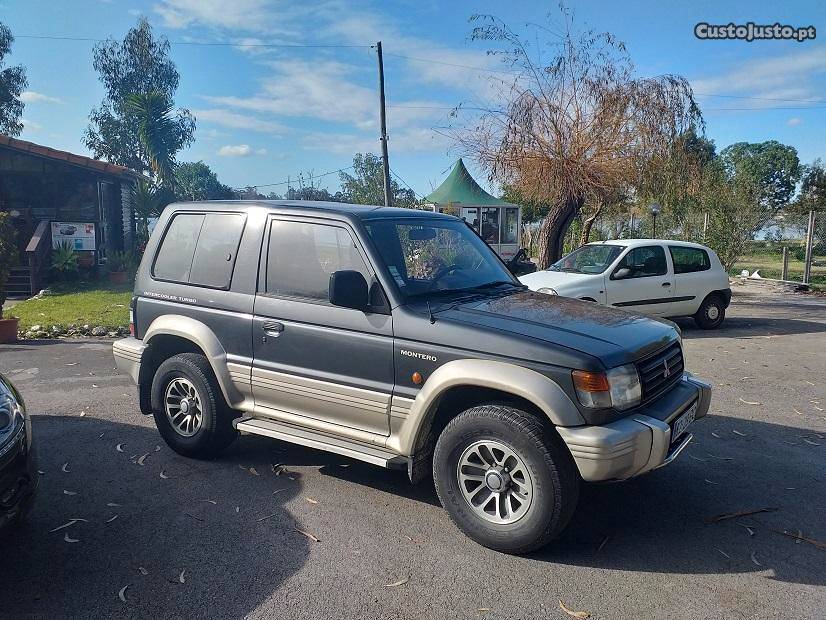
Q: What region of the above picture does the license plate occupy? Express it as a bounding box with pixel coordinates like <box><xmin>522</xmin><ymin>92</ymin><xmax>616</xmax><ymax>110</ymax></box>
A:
<box><xmin>671</xmin><ymin>401</ymin><xmax>698</xmax><ymax>443</ymax></box>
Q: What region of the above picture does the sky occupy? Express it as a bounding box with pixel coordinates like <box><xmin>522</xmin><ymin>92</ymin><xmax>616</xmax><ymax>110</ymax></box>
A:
<box><xmin>3</xmin><ymin>0</ymin><xmax>826</xmax><ymax>197</ymax></box>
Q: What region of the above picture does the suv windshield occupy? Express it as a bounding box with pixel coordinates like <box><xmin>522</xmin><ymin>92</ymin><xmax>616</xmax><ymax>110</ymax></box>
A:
<box><xmin>364</xmin><ymin>218</ymin><xmax>518</xmax><ymax>298</ymax></box>
<box><xmin>549</xmin><ymin>244</ymin><xmax>623</xmax><ymax>274</ymax></box>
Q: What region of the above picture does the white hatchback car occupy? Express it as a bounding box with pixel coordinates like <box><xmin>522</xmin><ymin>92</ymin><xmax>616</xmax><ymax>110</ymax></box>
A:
<box><xmin>520</xmin><ymin>239</ymin><xmax>732</xmax><ymax>329</ymax></box>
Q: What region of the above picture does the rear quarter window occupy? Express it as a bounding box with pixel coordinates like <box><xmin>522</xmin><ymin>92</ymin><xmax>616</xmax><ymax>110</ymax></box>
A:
<box><xmin>152</xmin><ymin>212</ymin><xmax>246</xmax><ymax>288</ymax></box>
<box><xmin>669</xmin><ymin>246</ymin><xmax>711</xmax><ymax>274</ymax></box>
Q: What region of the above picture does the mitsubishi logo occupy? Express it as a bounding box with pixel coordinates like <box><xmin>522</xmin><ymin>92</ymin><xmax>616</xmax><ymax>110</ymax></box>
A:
<box><xmin>662</xmin><ymin>358</ymin><xmax>671</xmax><ymax>378</ymax></box>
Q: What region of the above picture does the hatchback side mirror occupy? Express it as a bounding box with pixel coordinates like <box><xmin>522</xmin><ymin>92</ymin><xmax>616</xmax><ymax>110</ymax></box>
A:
<box><xmin>613</xmin><ymin>267</ymin><xmax>632</xmax><ymax>280</ymax></box>
<box><xmin>329</xmin><ymin>270</ymin><xmax>369</xmax><ymax>311</ymax></box>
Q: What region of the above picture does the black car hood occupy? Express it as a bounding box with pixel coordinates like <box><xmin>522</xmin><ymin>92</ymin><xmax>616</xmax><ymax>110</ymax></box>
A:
<box><xmin>436</xmin><ymin>290</ymin><xmax>678</xmax><ymax>368</ymax></box>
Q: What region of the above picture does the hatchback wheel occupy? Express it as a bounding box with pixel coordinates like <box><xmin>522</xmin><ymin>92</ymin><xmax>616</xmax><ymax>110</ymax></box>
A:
<box><xmin>694</xmin><ymin>294</ymin><xmax>725</xmax><ymax>329</ymax></box>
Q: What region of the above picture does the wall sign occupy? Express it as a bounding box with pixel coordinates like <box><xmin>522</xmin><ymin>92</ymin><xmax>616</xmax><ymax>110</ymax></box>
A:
<box><xmin>51</xmin><ymin>222</ymin><xmax>96</xmax><ymax>251</ymax></box>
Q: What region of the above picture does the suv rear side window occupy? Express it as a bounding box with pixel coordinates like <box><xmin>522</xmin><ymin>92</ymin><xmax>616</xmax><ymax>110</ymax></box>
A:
<box><xmin>265</xmin><ymin>220</ymin><xmax>370</xmax><ymax>301</ymax></box>
<box><xmin>669</xmin><ymin>246</ymin><xmax>711</xmax><ymax>274</ymax></box>
<box><xmin>613</xmin><ymin>245</ymin><xmax>667</xmax><ymax>279</ymax></box>
<box><xmin>152</xmin><ymin>212</ymin><xmax>246</xmax><ymax>288</ymax></box>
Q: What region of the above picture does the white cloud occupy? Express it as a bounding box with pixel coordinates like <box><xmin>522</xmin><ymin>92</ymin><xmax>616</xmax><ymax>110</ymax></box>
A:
<box><xmin>21</xmin><ymin>118</ymin><xmax>43</xmax><ymax>132</ymax></box>
<box><xmin>192</xmin><ymin>108</ymin><xmax>287</xmax><ymax>135</ymax></box>
<box><xmin>787</xmin><ymin>117</ymin><xmax>802</xmax><ymax>126</ymax></box>
<box><xmin>20</xmin><ymin>91</ymin><xmax>63</xmax><ymax>104</ymax></box>
<box><xmin>692</xmin><ymin>47</ymin><xmax>826</xmax><ymax>109</ymax></box>
<box><xmin>218</xmin><ymin>144</ymin><xmax>267</xmax><ymax>157</ymax></box>
<box><xmin>153</xmin><ymin>0</ymin><xmax>298</xmax><ymax>36</ymax></box>
<box><xmin>302</xmin><ymin>126</ymin><xmax>449</xmax><ymax>155</ymax></box>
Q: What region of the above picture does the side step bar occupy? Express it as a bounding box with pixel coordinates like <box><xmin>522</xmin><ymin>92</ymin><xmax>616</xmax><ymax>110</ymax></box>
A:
<box><xmin>234</xmin><ymin>417</ymin><xmax>408</xmax><ymax>469</ymax></box>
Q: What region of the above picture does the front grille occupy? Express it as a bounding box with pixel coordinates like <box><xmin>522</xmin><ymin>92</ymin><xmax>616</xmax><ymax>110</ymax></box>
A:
<box><xmin>637</xmin><ymin>341</ymin><xmax>684</xmax><ymax>401</ymax></box>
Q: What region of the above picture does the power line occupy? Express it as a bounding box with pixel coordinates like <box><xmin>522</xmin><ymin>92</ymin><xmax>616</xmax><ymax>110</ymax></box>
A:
<box><xmin>383</xmin><ymin>52</ymin><xmax>517</xmax><ymax>74</ymax></box>
<box><xmin>234</xmin><ymin>165</ymin><xmax>355</xmax><ymax>191</ymax></box>
<box><xmin>16</xmin><ymin>34</ymin><xmax>368</xmax><ymax>48</ymax></box>
<box><xmin>389</xmin><ymin>167</ymin><xmax>425</xmax><ymax>200</ymax></box>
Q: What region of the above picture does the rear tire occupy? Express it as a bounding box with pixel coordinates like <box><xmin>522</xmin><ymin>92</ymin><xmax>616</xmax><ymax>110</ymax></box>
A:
<box><xmin>150</xmin><ymin>353</ymin><xmax>238</xmax><ymax>459</ymax></box>
<box><xmin>694</xmin><ymin>294</ymin><xmax>725</xmax><ymax>329</ymax></box>
<box><xmin>433</xmin><ymin>404</ymin><xmax>579</xmax><ymax>554</ymax></box>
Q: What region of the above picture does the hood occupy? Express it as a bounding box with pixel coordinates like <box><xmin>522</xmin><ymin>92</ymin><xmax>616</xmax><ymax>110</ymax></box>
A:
<box><xmin>436</xmin><ymin>291</ymin><xmax>678</xmax><ymax>368</ymax></box>
<box><xmin>519</xmin><ymin>269</ymin><xmax>599</xmax><ymax>291</ymax></box>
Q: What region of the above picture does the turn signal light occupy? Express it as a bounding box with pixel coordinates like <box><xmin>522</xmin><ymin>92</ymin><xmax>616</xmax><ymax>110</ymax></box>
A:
<box><xmin>571</xmin><ymin>370</ymin><xmax>610</xmax><ymax>392</ymax></box>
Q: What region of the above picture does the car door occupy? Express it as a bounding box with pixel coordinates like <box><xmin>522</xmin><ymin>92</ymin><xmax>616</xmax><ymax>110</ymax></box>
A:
<box><xmin>605</xmin><ymin>244</ymin><xmax>674</xmax><ymax>315</ymax></box>
<box><xmin>251</xmin><ymin>216</ymin><xmax>394</xmax><ymax>437</ymax></box>
<box><xmin>668</xmin><ymin>245</ymin><xmax>713</xmax><ymax>316</ymax></box>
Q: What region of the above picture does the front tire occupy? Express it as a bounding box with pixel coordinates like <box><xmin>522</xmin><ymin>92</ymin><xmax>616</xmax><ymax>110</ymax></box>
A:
<box><xmin>694</xmin><ymin>294</ymin><xmax>725</xmax><ymax>329</ymax></box>
<box><xmin>150</xmin><ymin>353</ymin><xmax>238</xmax><ymax>459</ymax></box>
<box><xmin>433</xmin><ymin>404</ymin><xmax>579</xmax><ymax>554</ymax></box>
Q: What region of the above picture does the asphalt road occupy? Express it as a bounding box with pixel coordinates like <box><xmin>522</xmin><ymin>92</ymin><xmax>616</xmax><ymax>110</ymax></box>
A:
<box><xmin>1</xmin><ymin>284</ymin><xmax>825</xmax><ymax>619</ymax></box>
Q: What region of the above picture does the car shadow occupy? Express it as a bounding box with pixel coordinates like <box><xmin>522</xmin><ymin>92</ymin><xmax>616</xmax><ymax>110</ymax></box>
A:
<box><xmin>677</xmin><ymin>315</ymin><xmax>826</xmax><ymax>339</ymax></box>
<box><xmin>0</xmin><ymin>415</ymin><xmax>308</xmax><ymax>618</ymax></box>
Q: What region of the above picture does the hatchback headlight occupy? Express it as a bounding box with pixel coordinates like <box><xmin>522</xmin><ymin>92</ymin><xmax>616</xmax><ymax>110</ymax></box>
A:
<box><xmin>537</xmin><ymin>287</ymin><xmax>558</xmax><ymax>295</ymax></box>
<box><xmin>572</xmin><ymin>364</ymin><xmax>642</xmax><ymax>411</ymax></box>
<box><xmin>0</xmin><ymin>393</ymin><xmax>24</xmax><ymax>436</ymax></box>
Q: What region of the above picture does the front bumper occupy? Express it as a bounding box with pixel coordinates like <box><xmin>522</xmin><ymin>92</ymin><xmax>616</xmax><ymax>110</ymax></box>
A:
<box><xmin>113</xmin><ymin>337</ymin><xmax>146</xmax><ymax>384</ymax></box>
<box><xmin>0</xmin><ymin>417</ymin><xmax>38</xmax><ymax>530</ymax></box>
<box><xmin>557</xmin><ymin>373</ymin><xmax>711</xmax><ymax>482</ymax></box>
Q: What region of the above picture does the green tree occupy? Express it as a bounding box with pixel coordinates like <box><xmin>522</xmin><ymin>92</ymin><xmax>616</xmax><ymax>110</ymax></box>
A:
<box><xmin>131</xmin><ymin>179</ymin><xmax>169</xmax><ymax>250</ymax></box>
<box><xmin>339</xmin><ymin>153</ymin><xmax>417</xmax><ymax>208</ymax></box>
<box><xmin>0</xmin><ymin>22</ymin><xmax>27</xmax><ymax>136</ymax></box>
<box><xmin>125</xmin><ymin>91</ymin><xmax>183</xmax><ymax>187</ymax></box>
<box><xmin>84</xmin><ymin>18</ymin><xmax>195</xmax><ymax>175</ymax></box>
<box><xmin>175</xmin><ymin>161</ymin><xmax>236</xmax><ymax>201</ymax></box>
<box><xmin>720</xmin><ymin>141</ymin><xmax>801</xmax><ymax>214</ymax></box>
<box><xmin>794</xmin><ymin>160</ymin><xmax>826</xmax><ymax>251</ymax></box>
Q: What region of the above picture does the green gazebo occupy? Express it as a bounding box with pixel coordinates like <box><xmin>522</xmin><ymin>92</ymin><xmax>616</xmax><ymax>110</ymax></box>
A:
<box><xmin>425</xmin><ymin>159</ymin><xmax>521</xmax><ymax>259</ymax></box>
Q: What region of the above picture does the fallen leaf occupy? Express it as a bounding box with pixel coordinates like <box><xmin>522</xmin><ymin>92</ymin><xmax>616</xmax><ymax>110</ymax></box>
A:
<box><xmin>178</xmin><ymin>569</ymin><xmax>186</xmax><ymax>584</ymax></box>
<box><xmin>559</xmin><ymin>600</ymin><xmax>590</xmax><ymax>619</ymax></box>
<box><xmin>116</xmin><ymin>443</ymin><xmax>125</xmax><ymax>452</ymax></box>
<box><xmin>739</xmin><ymin>398</ymin><xmax>762</xmax><ymax>406</ymax></box>
<box><xmin>249</xmin><ymin>467</ymin><xmax>260</xmax><ymax>476</ymax></box>
<box><xmin>741</xmin><ymin>377</ymin><xmax>753</xmax><ymax>381</ymax></box>
<box><xmin>64</xmin><ymin>532</ymin><xmax>80</xmax><ymax>543</ymax></box>
<box><xmin>49</xmin><ymin>518</ymin><xmax>88</xmax><ymax>532</ymax></box>
<box><xmin>66</xmin><ymin>362</ymin><xmax>77</xmax><ymax>366</ymax></box>
<box><xmin>61</xmin><ymin>462</ymin><xmax>70</xmax><ymax>473</ymax></box>
<box><xmin>63</xmin><ymin>490</ymin><xmax>77</xmax><ymax>496</ymax></box>
<box><xmin>737</xmin><ymin>523</ymin><xmax>755</xmax><ymax>537</ymax></box>
<box><xmin>92</xmin><ymin>384</ymin><xmax>99</xmax><ymax>388</ymax></box>
<box><xmin>235</xmin><ymin>506</ymin><xmax>240</xmax><ymax>513</ymax></box>
<box><xmin>138</xmin><ymin>567</ymin><xmax>148</xmax><ymax>576</ymax></box>
<box><xmin>118</xmin><ymin>585</ymin><xmax>129</xmax><ymax>603</ymax></box>
<box><xmin>477</xmin><ymin>608</ymin><xmax>491</xmax><ymax>613</ymax></box>
<box><xmin>689</xmin><ymin>455</ymin><xmax>708</xmax><ymax>462</ymax></box>
<box><xmin>769</xmin><ymin>529</ymin><xmax>826</xmax><ymax>550</ymax></box>
<box><xmin>107</xmin><ymin>502</ymin><xmax>121</xmax><ymax>507</ymax></box>
<box><xmin>257</xmin><ymin>513</ymin><xmax>278</xmax><ymax>522</ymax></box>
<box><xmin>793</xmin><ymin>408</ymin><xmax>804</xmax><ymax>415</ymax></box>
<box><xmin>159</xmin><ymin>470</ymin><xmax>169</xmax><ymax>479</ymax></box>
<box><xmin>79</xmin><ymin>411</ymin><xmax>86</xmax><ymax>417</ymax></box>
<box><xmin>99</xmin><ymin>432</ymin><xmax>105</xmax><ymax>438</ymax></box>
<box><xmin>137</xmin><ymin>453</ymin><xmax>149</xmax><ymax>466</ymax></box>
<box><xmin>732</xmin><ymin>430</ymin><xmax>747</xmax><ymax>437</ymax></box>
<box><xmin>384</xmin><ymin>577</ymin><xmax>409</xmax><ymax>587</ymax></box>
<box><xmin>750</xmin><ymin>551</ymin><xmax>761</xmax><ymax>566</ymax></box>
<box><xmin>271</xmin><ymin>463</ymin><xmax>282</xmax><ymax>473</ymax></box>
<box><xmin>295</xmin><ymin>528</ymin><xmax>320</xmax><ymax>542</ymax></box>
<box><xmin>815</xmin><ymin>406</ymin><xmax>825</xmax><ymax>412</ymax></box>
<box><xmin>711</xmin><ymin>432</ymin><xmax>721</xmax><ymax>438</ymax></box>
<box><xmin>706</xmin><ymin>454</ymin><xmax>734</xmax><ymax>461</ymax></box>
<box><xmin>106</xmin><ymin>514</ymin><xmax>119</xmax><ymax>523</ymax></box>
<box><xmin>704</xmin><ymin>479</ymin><xmax>719</xmax><ymax>485</ymax></box>
<box><xmin>803</xmin><ymin>438</ymin><xmax>822</xmax><ymax>446</ymax></box>
<box><xmin>184</xmin><ymin>512</ymin><xmax>203</xmax><ymax>522</ymax></box>
<box><xmin>155</xmin><ymin>445</ymin><xmax>161</xmax><ymax>452</ymax></box>
<box><xmin>716</xmin><ymin>548</ymin><xmax>731</xmax><ymax>559</ymax></box>
<box><xmin>706</xmin><ymin>507</ymin><xmax>778</xmax><ymax>523</ymax></box>
<box><xmin>37</xmin><ymin>470</ymin><xmax>45</xmax><ymax>475</ymax></box>
<box><xmin>272</xmin><ymin>488</ymin><xmax>287</xmax><ymax>496</ymax></box>
<box><xmin>201</xmin><ymin>499</ymin><xmax>217</xmax><ymax>505</ymax></box>
<box><xmin>305</xmin><ymin>497</ymin><xmax>318</xmax><ymax>504</ymax></box>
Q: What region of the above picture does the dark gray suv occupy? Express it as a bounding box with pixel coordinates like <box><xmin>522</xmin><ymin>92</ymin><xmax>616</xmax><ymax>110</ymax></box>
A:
<box><xmin>114</xmin><ymin>200</ymin><xmax>711</xmax><ymax>553</ymax></box>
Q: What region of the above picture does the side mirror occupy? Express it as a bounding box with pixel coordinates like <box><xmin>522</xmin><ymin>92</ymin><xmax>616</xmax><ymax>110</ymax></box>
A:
<box><xmin>329</xmin><ymin>270</ymin><xmax>369</xmax><ymax>311</ymax></box>
<box><xmin>613</xmin><ymin>267</ymin><xmax>632</xmax><ymax>280</ymax></box>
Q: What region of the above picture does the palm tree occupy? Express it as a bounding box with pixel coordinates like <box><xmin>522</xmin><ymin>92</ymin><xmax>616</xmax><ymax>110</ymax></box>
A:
<box><xmin>131</xmin><ymin>178</ymin><xmax>167</xmax><ymax>249</ymax></box>
<box><xmin>125</xmin><ymin>91</ymin><xmax>179</xmax><ymax>189</ymax></box>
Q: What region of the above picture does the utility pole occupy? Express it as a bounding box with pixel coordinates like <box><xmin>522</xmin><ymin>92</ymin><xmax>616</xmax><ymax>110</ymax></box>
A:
<box><xmin>375</xmin><ymin>41</ymin><xmax>392</xmax><ymax>207</ymax></box>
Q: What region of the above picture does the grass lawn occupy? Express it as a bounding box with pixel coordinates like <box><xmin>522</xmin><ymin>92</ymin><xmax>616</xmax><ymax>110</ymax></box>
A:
<box><xmin>9</xmin><ymin>280</ymin><xmax>133</xmax><ymax>331</ymax></box>
<box><xmin>732</xmin><ymin>252</ymin><xmax>826</xmax><ymax>287</ymax></box>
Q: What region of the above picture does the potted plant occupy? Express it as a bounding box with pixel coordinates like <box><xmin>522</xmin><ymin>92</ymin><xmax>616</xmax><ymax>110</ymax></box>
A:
<box><xmin>107</xmin><ymin>250</ymin><xmax>133</xmax><ymax>285</ymax></box>
<box><xmin>0</xmin><ymin>212</ymin><xmax>19</xmax><ymax>343</ymax></box>
<box><xmin>51</xmin><ymin>242</ymin><xmax>79</xmax><ymax>282</ymax></box>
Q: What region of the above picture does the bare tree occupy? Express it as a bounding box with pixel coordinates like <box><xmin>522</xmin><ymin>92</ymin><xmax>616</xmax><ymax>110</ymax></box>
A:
<box><xmin>453</xmin><ymin>9</ymin><xmax>703</xmax><ymax>267</ymax></box>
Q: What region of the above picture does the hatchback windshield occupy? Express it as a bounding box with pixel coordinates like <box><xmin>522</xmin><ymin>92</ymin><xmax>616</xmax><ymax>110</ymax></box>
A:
<box><xmin>364</xmin><ymin>218</ymin><xmax>518</xmax><ymax>298</ymax></box>
<box><xmin>549</xmin><ymin>244</ymin><xmax>624</xmax><ymax>274</ymax></box>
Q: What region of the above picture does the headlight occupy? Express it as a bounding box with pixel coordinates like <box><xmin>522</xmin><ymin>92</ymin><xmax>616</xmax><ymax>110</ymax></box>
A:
<box><xmin>572</xmin><ymin>364</ymin><xmax>642</xmax><ymax>411</ymax></box>
<box><xmin>537</xmin><ymin>287</ymin><xmax>558</xmax><ymax>295</ymax></box>
<box><xmin>0</xmin><ymin>393</ymin><xmax>24</xmax><ymax>435</ymax></box>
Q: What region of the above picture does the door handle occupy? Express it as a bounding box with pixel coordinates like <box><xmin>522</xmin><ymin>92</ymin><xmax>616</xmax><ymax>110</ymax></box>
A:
<box><xmin>262</xmin><ymin>321</ymin><xmax>284</xmax><ymax>336</ymax></box>
<box><xmin>662</xmin><ymin>282</ymin><xmax>671</xmax><ymax>287</ymax></box>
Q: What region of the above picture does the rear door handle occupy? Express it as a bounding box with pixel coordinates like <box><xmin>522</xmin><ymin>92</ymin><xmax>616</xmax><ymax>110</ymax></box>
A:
<box><xmin>262</xmin><ymin>321</ymin><xmax>284</xmax><ymax>336</ymax></box>
<box><xmin>662</xmin><ymin>282</ymin><xmax>672</xmax><ymax>287</ymax></box>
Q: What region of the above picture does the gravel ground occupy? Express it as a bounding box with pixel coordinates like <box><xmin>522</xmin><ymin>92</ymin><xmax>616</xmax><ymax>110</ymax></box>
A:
<box><xmin>1</xmin><ymin>283</ymin><xmax>824</xmax><ymax>619</ymax></box>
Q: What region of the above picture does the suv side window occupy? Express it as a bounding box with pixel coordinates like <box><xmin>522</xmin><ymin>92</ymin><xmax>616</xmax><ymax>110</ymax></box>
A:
<box><xmin>152</xmin><ymin>212</ymin><xmax>246</xmax><ymax>288</ymax></box>
<box><xmin>669</xmin><ymin>246</ymin><xmax>710</xmax><ymax>274</ymax></box>
<box><xmin>613</xmin><ymin>245</ymin><xmax>667</xmax><ymax>279</ymax></box>
<box><xmin>265</xmin><ymin>220</ymin><xmax>371</xmax><ymax>301</ymax></box>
